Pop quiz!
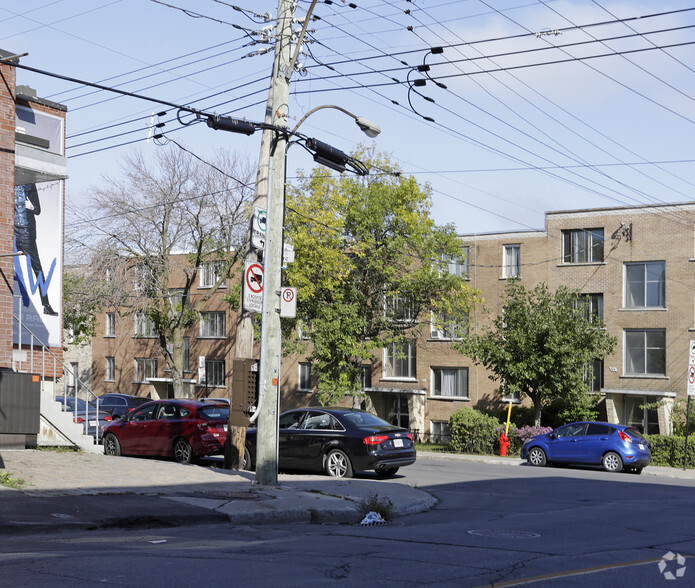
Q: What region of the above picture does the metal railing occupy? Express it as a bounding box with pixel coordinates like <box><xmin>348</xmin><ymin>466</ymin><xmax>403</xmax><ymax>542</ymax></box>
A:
<box><xmin>13</xmin><ymin>310</ymin><xmax>102</xmax><ymax>442</ymax></box>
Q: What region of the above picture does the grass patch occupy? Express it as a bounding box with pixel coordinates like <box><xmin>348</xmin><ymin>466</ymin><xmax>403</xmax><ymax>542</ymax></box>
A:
<box><xmin>414</xmin><ymin>443</ymin><xmax>450</xmax><ymax>453</ymax></box>
<box><xmin>36</xmin><ymin>445</ymin><xmax>81</xmax><ymax>453</ymax></box>
<box><xmin>0</xmin><ymin>470</ymin><xmax>26</xmax><ymax>489</ymax></box>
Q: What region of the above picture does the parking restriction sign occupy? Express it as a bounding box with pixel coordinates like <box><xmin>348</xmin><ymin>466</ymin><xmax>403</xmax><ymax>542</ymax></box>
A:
<box><xmin>243</xmin><ymin>261</ymin><xmax>263</xmax><ymax>313</ymax></box>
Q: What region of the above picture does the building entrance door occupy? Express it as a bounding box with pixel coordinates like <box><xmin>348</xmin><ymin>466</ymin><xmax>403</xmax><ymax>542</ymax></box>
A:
<box><xmin>388</xmin><ymin>395</ymin><xmax>409</xmax><ymax>429</ymax></box>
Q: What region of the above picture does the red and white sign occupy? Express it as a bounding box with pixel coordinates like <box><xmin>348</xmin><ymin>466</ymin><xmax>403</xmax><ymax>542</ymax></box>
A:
<box><xmin>243</xmin><ymin>261</ymin><xmax>264</xmax><ymax>313</ymax></box>
<box><xmin>280</xmin><ymin>287</ymin><xmax>297</xmax><ymax>318</ymax></box>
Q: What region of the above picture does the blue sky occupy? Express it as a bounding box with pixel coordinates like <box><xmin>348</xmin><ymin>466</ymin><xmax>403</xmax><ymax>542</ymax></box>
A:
<box><xmin>3</xmin><ymin>0</ymin><xmax>695</xmax><ymax>235</ymax></box>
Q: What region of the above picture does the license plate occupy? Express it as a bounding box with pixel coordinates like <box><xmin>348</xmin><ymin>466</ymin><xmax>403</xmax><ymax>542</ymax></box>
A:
<box><xmin>89</xmin><ymin>420</ymin><xmax>97</xmax><ymax>427</ymax></box>
<box><xmin>393</xmin><ymin>438</ymin><xmax>403</xmax><ymax>448</ymax></box>
<box><xmin>223</xmin><ymin>425</ymin><xmax>228</xmax><ymax>432</ymax></box>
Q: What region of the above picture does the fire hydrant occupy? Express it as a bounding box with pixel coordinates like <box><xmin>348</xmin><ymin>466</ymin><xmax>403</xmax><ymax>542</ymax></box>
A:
<box><xmin>499</xmin><ymin>432</ymin><xmax>510</xmax><ymax>457</ymax></box>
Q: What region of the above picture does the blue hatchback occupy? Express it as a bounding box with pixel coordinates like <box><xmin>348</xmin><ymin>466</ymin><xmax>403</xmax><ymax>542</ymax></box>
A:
<box><xmin>520</xmin><ymin>421</ymin><xmax>651</xmax><ymax>474</ymax></box>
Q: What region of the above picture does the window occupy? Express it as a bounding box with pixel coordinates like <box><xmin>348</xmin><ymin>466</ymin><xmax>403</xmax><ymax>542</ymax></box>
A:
<box><xmin>562</xmin><ymin>229</ymin><xmax>604</xmax><ymax>263</ymax></box>
<box><xmin>577</xmin><ymin>294</ymin><xmax>603</xmax><ymax>322</ymax></box>
<box><xmin>503</xmin><ymin>244</ymin><xmax>520</xmax><ymax>278</ymax></box>
<box><xmin>585</xmin><ymin>359</ymin><xmax>603</xmax><ymax>392</ymax></box>
<box><xmin>105</xmin><ymin>312</ymin><xmax>115</xmax><ymax>337</ymax></box>
<box><xmin>134</xmin><ymin>358</ymin><xmax>157</xmax><ymax>382</ymax></box>
<box><xmin>385</xmin><ymin>293</ymin><xmax>415</xmax><ymax>323</ymax></box>
<box><xmin>200</xmin><ymin>311</ymin><xmax>225</xmax><ymax>338</ymax></box>
<box><xmin>200</xmin><ymin>261</ymin><xmax>226</xmax><ymax>288</ymax></box>
<box><xmin>67</xmin><ymin>362</ymin><xmax>78</xmax><ymax>390</ymax></box>
<box><xmin>625</xmin><ymin>329</ymin><xmax>666</xmax><ymax>376</ymax></box>
<box><xmin>105</xmin><ymin>357</ymin><xmax>115</xmax><ymax>381</ymax></box>
<box><xmin>432</xmin><ymin>367</ymin><xmax>468</xmax><ymax>398</ymax></box>
<box><xmin>134</xmin><ymin>312</ymin><xmax>156</xmax><ymax>338</ymax></box>
<box><xmin>431</xmin><ymin>312</ymin><xmax>468</xmax><ymax>340</ymax></box>
<box><xmin>441</xmin><ymin>250</ymin><xmax>469</xmax><ymax>279</ymax></box>
<box><xmin>133</xmin><ymin>264</ymin><xmax>155</xmax><ymax>293</ymax></box>
<box><xmin>430</xmin><ymin>421</ymin><xmax>451</xmax><ymax>444</ymax></box>
<box><xmin>361</xmin><ymin>364</ymin><xmax>372</xmax><ymax>389</ymax></box>
<box><xmin>204</xmin><ymin>359</ymin><xmax>225</xmax><ymax>387</ymax></box>
<box><xmin>625</xmin><ymin>261</ymin><xmax>665</xmax><ymax>308</ymax></box>
<box><xmin>298</xmin><ymin>363</ymin><xmax>312</xmax><ymax>392</ymax></box>
<box><xmin>384</xmin><ymin>340</ymin><xmax>416</xmax><ymax>379</ymax></box>
<box><xmin>586</xmin><ymin>423</ymin><xmax>615</xmax><ymax>436</ymax></box>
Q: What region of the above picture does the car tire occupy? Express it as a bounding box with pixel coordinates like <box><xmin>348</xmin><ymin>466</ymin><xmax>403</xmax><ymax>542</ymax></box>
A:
<box><xmin>602</xmin><ymin>451</ymin><xmax>623</xmax><ymax>472</ymax></box>
<box><xmin>325</xmin><ymin>449</ymin><xmax>353</xmax><ymax>478</ymax></box>
<box><xmin>103</xmin><ymin>433</ymin><xmax>121</xmax><ymax>457</ymax></box>
<box><xmin>173</xmin><ymin>438</ymin><xmax>193</xmax><ymax>464</ymax></box>
<box><xmin>376</xmin><ymin>467</ymin><xmax>399</xmax><ymax>478</ymax></box>
<box><xmin>242</xmin><ymin>446</ymin><xmax>254</xmax><ymax>471</ymax></box>
<box><xmin>527</xmin><ymin>447</ymin><xmax>547</xmax><ymax>467</ymax></box>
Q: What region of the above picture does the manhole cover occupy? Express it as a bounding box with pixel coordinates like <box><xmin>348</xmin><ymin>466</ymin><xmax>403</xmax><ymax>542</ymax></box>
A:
<box><xmin>467</xmin><ymin>529</ymin><xmax>540</xmax><ymax>539</ymax></box>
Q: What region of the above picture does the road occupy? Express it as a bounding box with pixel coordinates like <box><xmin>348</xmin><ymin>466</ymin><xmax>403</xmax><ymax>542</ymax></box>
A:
<box><xmin>2</xmin><ymin>457</ymin><xmax>694</xmax><ymax>587</ymax></box>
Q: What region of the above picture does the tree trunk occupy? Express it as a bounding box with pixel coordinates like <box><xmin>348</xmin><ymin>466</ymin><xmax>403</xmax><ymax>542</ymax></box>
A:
<box><xmin>224</xmin><ymin>425</ymin><xmax>246</xmax><ymax>470</ymax></box>
<box><xmin>533</xmin><ymin>395</ymin><xmax>542</xmax><ymax>427</ymax></box>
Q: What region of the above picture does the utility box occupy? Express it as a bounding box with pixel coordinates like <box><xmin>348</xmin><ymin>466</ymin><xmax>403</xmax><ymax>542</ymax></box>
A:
<box><xmin>0</xmin><ymin>370</ymin><xmax>41</xmax><ymax>449</ymax></box>
<box><xmin>230</xmin><ymin>358</ymin><xmax>259</xmax><ymax>427</ymax></box>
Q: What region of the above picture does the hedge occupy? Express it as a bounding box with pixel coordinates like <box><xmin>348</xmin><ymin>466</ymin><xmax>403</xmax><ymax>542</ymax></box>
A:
<box><xmin>644</xmin><ymin>435</ymin><xmax>695</xmax><ymax>469</ymax></box>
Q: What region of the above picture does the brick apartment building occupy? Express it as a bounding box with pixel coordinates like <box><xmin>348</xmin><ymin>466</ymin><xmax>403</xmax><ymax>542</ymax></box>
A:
<box><xmin>89</xmin><ymin>201</ymin><xmax>694</xmax><ymax>439</ymax></box>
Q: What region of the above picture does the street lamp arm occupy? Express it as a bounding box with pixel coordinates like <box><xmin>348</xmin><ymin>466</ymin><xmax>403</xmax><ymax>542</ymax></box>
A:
<box><xmin>291</xmin><ymin>104</ymin><xmax>381</xmax><ymax>138</ymax></box>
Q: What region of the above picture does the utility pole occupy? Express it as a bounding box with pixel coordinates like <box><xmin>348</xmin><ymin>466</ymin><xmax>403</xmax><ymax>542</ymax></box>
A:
<box><xmin>254</xmin><ymin>0</ymin><xmax>294</xmax><ymax>485</ymax></box>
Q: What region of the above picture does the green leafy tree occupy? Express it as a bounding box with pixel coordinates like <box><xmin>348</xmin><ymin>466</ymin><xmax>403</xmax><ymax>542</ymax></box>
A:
<box><xmin>454</xmin><ymin>280</ymin><xmax>616</xmax><ymax>426</ymax></box>
<box><xmin>284</xmin><ymin>147</ymin><xmax>479</xmax><ymax>406</ymax></box>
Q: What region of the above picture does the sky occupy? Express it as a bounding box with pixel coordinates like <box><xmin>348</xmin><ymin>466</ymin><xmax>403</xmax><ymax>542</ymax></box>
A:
<box><xmin>3</xmin><ymin>0</ymin><xmax>695</xmax><ymax>237</ymax></box>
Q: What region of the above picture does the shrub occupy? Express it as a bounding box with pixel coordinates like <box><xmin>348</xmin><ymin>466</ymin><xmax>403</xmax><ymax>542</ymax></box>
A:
<box><xmin>495</xmin><ymin>424</ymin><xmax>553</xmax><ymax>455</ymax></box>
<box><xmin>449</xmin><ymin>407</ymin><xmax>501</xmax><ymax>455</ymax></box>
<box><xmin>644</xmin><ymin>435</ymin><xmax>695</xmax><ymax>468</ymax></box>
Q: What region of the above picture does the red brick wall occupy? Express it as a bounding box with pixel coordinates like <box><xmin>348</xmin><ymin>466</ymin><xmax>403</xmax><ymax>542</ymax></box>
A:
<box><xmin>0</xmin><ymin>61</ymin><xmax>16</xmax><ymax>369</ymax></box>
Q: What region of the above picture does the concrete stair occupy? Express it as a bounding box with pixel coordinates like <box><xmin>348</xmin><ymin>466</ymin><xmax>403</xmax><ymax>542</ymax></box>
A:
<box><xmin>38</xmin><ymin>391</ymin><xmax>102</xmax><ymax>454</ymax></box>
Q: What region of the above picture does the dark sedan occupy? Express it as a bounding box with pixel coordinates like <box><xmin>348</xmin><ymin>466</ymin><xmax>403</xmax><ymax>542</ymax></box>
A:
<box><xmin>520</xmin><ymin>421</ymin><xmax>651</xmax><ymax>473</ymax></box>
<box><xmin>92</xmin><ymin>393</ymin><xmax>151</xmax><ymax>418</ymax></box>
<box><xmin>245</xmin><ymin>407</ymin><xmax>416</xmax><ymax>478</ymax></box>
<box><xmin>102</xmin><ymin>399</ymin><xmax>229</xmax><ymax>464</ymax></box>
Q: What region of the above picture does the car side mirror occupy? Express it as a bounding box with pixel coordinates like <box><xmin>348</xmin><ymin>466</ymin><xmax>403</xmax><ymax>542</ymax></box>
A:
<box><xmin>549</xmin><ymin>433</ymin><xmax>557</xmax><ymax>440</ymax></box>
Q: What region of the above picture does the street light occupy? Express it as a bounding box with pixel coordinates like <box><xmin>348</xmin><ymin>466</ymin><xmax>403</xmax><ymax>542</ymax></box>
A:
<box><xmin>290</xmin><ymin>104</ymin><xmax>381</xmax><ymax>138</ymax></box>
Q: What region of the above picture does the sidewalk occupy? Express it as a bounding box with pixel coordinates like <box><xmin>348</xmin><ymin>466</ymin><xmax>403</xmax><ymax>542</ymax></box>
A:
<box><xmin>0</xmin><ymin>449</ymin><xmax>436</xmax><ymax>535</ymax></box>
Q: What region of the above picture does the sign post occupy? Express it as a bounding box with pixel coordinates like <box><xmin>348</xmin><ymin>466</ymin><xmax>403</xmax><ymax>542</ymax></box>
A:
<box><xmin>685</xmin><ymin>341</ymin><xmax>695</xmax><ymax>469</ymax></box>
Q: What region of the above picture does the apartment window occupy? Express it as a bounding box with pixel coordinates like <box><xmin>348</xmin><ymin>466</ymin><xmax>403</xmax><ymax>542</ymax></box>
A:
<box><xmin>430</xmin><ymin>421</ymin><xmax>451</xmax><ymax>444</ymax></box>
<box><xmin>105</xmin><ymin>357</ymin><xmax>115</xmax><ymax>382</ymax></box>
<box><xmin>385</xmin><ymin>293</ymin><xmax>415</xmax><ymax>323</ymax></box>
<box><xmin>441</xmin><ymin>250</ymin><xmax>469</xmax><ymax>279</ymax></box>
<box><xmin>503</xmin><ymin>244</ymin><xmax>520</xmax><ymax>278</ymax></box>
<box><xmin>384</xmin><ymin>340</ymin><xmax>416</xmax><ymax>379</ymax></box>
<box><xmin>200</xmin><ymin>311</ymin><xmax>225</xmax><ymax>338</ymax></box>
<box><xmin>133</xmin><ymin>264</ymin><xmax>155</xmax><ymax>293</ymax></box>
<box><xmin>577</xmin><ymin>294</ymin><xmax>603</xmax><ymax>322</ymax></box>
<box><xmin>134</xmin><ymin>312</ymin><xmax>156</xmax><ymax>338</ymax></box>
<box><xmin>625</xmin><ymin>261</ymin><xmax>665</xmax><ymax>308</ymax></box>
<box><xmin>432</xmin><ymin>367</ymin><xmax>468</xmax><ymax>398</ymax></box>
<box><xmin>134</xmin><ymin>358</ymin><xmax>157</xmax><ymax>382</ymax></box>
<box><xmin>105</xmin><ymin>312</ymin><xmax>115</xmax><ymax>337</ymax></box>
<box><xmin>625</xmin><ymin>329</ymin><xmax>666</xmax><ymax>376</ymax></box>
<box><xmin>431</xmin><ymin>312</ymin><xmax>468</xmax><ymax>340</ymax></box>
<box><xmin>298</xmin><ymin>363</ymin><xmax>312</xmax><ymax>392</ymax></box>
<box><xmin>585</xmin><ymin>359</ymin><xmax>603</xmax><ymax>392</ymax></box>
<box><xmin>200</xmin><ymin>261</ymin><xmax>226</xmax><ymax>288</ymax></box>
<box><xmin>562</xmin><ymin>229</ymin><xmax>604</xmax><ymax>263</ymax></box>
<box><xmin>205</xmin><ymin>360</ymin><xmax>225</xmax><ymax>387</ymax></box>
<box><xmin>361</xmin><ymin>364</ymin><xmax>372</xmax><ymax>389</ymax></box>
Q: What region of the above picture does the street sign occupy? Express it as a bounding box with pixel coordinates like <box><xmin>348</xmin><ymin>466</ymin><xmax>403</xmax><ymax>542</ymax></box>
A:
<box><xmin>198</xmin><ymin>356</ymin><xmax>206</xmax><ymax>383</ymax></box>
<box><xmin>282</xmin><ymin>242</ymin><xmax>295</xmax><ymax>266</ymax></box>
<box><xmin>280</xmin><ymin>286</ymin><xmax>297</xmax><ymax>318</ymax></box>
<box><xmin>251</xmin><ymin>207</ymin><xmax>267</xmax><ymax>250</ymax></box>
<box><xmin>243</xmin><ymin>261</ymin><xmax>264</xmax><ymax>313</ymax></box>
<box><xmin>689</xmin><ymin>341</ymin><xmax>695</xmax><ymax>396</ymax></box>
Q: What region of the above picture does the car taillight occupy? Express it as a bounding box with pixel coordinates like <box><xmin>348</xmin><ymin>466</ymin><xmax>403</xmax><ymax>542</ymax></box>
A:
<box><xmin>104</xmin><ymin>416</ymin><xmax>112</xmax><ymax>422</ymax></box>
<box><xmin>364</xmin><ymin>435</ymin><xmax>389</xmax><ymax>445</ymax></box>
<box><xmin>73</xmin><ymin>417</ymin><xmax>84</xmax><ymax>423</ymax></box>
<box><xmin>619</xmin><ymin>430</ymin><xmax>633</xmax><ymax>444</ymax></box>
<box><xmin>197</xmin><ymin>422</ymin><xmax>209</xmax><ymax>431</ymax></box>
<box><xmin>406</xmin><ymin>433</ymin><xmax>413</xmax><ymax>441</ymax></box>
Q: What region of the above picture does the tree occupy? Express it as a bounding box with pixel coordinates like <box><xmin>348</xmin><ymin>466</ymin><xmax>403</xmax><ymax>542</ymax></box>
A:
<box><xmin>284</xmin><ymin>147</ymin><xmax>479</xmax><ymax>406</ymax></box>
<box><xmin>70</xmin><ymin>145</ymin><xmax>254</xmax><ymax>397</ymax></box>
<box><xmin>454</xmin><ymin>280</ymin><xmax>616</xmax><ymax>426</ymax></box>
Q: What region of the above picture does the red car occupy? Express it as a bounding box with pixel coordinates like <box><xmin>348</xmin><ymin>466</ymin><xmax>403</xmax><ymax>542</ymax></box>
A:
<box><xmin>102</xmin><ymin>399</ymin><xmax>229</xmax><ymax>464</ymax></box>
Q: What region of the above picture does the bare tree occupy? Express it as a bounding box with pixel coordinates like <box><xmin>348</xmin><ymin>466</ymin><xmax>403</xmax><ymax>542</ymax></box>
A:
<box><xmin>69</xmin><ymin>145</ymin><xmax>254</xmax><ymax>398</ymax></box>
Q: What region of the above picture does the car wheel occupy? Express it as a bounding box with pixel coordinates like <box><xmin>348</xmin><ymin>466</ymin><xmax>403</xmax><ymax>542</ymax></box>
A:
<box><xmin>242</xmin><ymin>446</ymin><xmax>254</xmax><ymax>471</ymax></box>
<box><xmin>103</xmin><ymin>433</ymin><xmax>121</xmax><ymax>457</ymax></box>
<box><xmin>527</xmin><ymin>447</ymin><xmax>547</xmax><ymax>467</ymax></box>
<box><xmin>173</xmin><ymin>438</ymin><xmax>193</xmax><ymax>464</ymax></box>
<box><xmin>376</xmin><ymin>467</ymin><xmax>399</xmax><ymax>478</ymax></box>
<box><xmin>325</xmin><ymin>449</ymin><xmax>353</xmax><ymax>478</ymax></box>
<box><xmin>602</xmin><ymin>451</ymin><xmax>623</xmax><ymax>472</ymax></box>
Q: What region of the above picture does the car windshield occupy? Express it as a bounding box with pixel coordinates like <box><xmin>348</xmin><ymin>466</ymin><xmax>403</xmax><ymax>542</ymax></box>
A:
<box><xmin>340</xmin><ymin>411</ymin><xmax>392</xmax><ymax>428</ymax></box>
<box><xmin>198</xmin><ymin>405</ymin><xmax>230</xmax><ymax>421</ymax></box>
<box><xmin>624</xmin><ymin>426</ymin><xmax>646</xmax><ymax>440</ymax></box>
